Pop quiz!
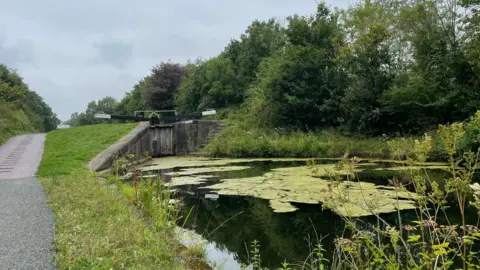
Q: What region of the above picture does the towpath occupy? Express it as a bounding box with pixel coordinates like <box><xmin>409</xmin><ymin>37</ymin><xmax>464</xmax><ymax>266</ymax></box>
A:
<box><xmin>0</xmin><ymin>134</ymin><xmax>56</xmax><ymax>269</ymax></box>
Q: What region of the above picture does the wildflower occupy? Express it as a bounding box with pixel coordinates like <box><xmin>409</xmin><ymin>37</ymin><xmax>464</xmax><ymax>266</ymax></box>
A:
<box><xmin>461</xmin><ymin>225</ymin><xmax>479</xmax><ymax>233</ymax></box>
<box><xmin>440</xmin><ymin>225</ymin><xmax>457</xmax><ymax>233</ymax></box>
<box><xmin>471</xmin><ymin>183</ymin><xmax>480</xmax><ymax>201</ymax></box>
<box><xmin>423</xmin><ymin>219</ymin><xmax>437</xmax><ymax>228</ymax></box>
<box><xmin>334</xmin><ymin>237</ymin><xmax>354</xmax><ymax>249</ymax></box>
<box><xmin>358</xmin><ymin>230</ymin><xmax>375</xmax><ymax>239</ymax></box>
<box><xmin>470</xmin><ymin>183</ymin><xmax>480</xmax><ymax>192</ymax></box>
<box><xmin>456</xmin><ymin>237</ymin><xmax>464</xmax><ymax>246</ymax></box>
<box><xmin>390</xmin><ymin>177</ymin><xmax>402</xmax><ymax>188</ymax></box>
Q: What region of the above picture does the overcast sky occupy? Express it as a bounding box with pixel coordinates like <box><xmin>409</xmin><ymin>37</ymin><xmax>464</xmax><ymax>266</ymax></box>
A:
<box><xmin>0</xmin><ymin>0</ymin><xmax>352</xmax><ymax>121</ymax></box>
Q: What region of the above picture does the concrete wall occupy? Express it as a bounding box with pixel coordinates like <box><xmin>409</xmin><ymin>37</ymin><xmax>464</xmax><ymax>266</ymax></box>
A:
<box><xmin>88</xmin><ymin>122</ymin><xmax>151</xmax><ymax>172</ymax></box>
<box><xmin>174</xmin><ymin>120</ymin><xmax>224</xmax><ymax>155</ymax></box>
<box><xmin>88</xmin><ymin>120</ymin><xmax>224</xmax><ymax>171</ymax></box>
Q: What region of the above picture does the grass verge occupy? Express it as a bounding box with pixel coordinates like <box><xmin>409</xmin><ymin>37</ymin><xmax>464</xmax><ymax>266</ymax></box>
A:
<box><xmin>37</xmin><ymin>123</ymin><xmax>182</xmax><ymax>269</ymax></box>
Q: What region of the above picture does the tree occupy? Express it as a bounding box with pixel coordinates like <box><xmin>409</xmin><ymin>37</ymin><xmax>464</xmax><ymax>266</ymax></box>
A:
<box><xmin>247</xmin><ymin>3</ymin><xmax>346</xmax><ymax>129</ymax></box>
<box><xmin>340</xmin><ymin>0</ymin><xmax>395</xmax><ymax>134</ymax></box>
<box><xmin>224</xmin><ymin>19</ymin><xmax>286</xmax><ymax>90</ymax></box>
<box><xmin>116</xmin><ymin>76</ymin><xmax>151</xmax><ymax>115</ymax></box>
<box><xmin>143</xmin><ymin>62</ymin><xmax>186</xmax><ymax>110</ymax></box>
<box><xmin>72</xmin><ymin>96</ymin><xmax>119</xmax><ymax>126</ymax></box>
<box><xmin>0</xmin><ymin>63</ymin><xmax>60</xmax><ymax>132</ymax></box>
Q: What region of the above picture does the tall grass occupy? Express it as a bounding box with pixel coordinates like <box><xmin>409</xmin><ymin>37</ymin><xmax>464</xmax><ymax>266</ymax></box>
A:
<box><xmin>205</xmin><ymin>124</ymin><xmax>390</xmax><ymax>159</ymax></box>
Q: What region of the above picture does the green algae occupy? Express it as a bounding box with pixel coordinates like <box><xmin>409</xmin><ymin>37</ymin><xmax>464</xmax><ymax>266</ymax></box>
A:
<box><xmin>164</xmin><ymin>176</ymin><xmax>213</xmax><ymax>187</ymax></box>
<box><xmin>140</xmin><ymin>156</ymin><xmax>333</xmax><ymax>171</ymax></box>
<box><xmin>202</xmin><ymin>165</ymin><xmax>418</xmax><ymax>217</ymax></box>
<box><xmin>138</xmin><ymin>157</ymin><xmax>423</xmax><ymax>217</ymax></box>
<box><xmin>163</xmin><ymin>166</ymin><xmax>251</xmax><ymax>176</ymax></box>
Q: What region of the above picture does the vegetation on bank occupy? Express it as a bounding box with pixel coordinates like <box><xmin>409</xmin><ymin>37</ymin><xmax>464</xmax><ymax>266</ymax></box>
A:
<box><xmin>0</xmin><ymin>64</ymin><xmax>60</xmax><ymax>144</ymax></box>
<box><xmin>204</xmin><ymin>110</ymin><xmax>480</xmax><ymax>162</ymax></box>
<box><xmin>37</xmin><ymin>124</ymin><xmax>182</xmax><ymax>269</ymax></box>
<box><xmin>204</xmin><ymin>124</ymin><xmax>389</xmax><ymax>159</ymax></box>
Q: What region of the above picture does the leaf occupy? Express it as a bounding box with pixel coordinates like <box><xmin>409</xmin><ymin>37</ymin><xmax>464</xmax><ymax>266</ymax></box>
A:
<box><xmin>418</xmin><ymin>252</ymin><xmax>430</xmax><ymax>260</ymax></box>
<box><xmin>434</xmin><ymin>249</ymin><xmax>447</xmax><ymax>256</ymax></box>
<box><xmin>408</xmin><ymin>235</ymin><xmax>421</xmax><ymax>242</ymax></box>
<box><xmin>432</xmin><ymin>242</ymin><xmax>449</xmax><ymax>249</ymax></box>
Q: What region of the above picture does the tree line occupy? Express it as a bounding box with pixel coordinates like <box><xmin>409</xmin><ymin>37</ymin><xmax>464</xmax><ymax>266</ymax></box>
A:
<box><xmin>68</xmin><ymin>0</ymin><xmax>480</xmax><ymax>136</ymax></box>
<box><xmin>0</xmin><ymin>64</ymin><xmax>60</xmax><ymax>135</ymax></box>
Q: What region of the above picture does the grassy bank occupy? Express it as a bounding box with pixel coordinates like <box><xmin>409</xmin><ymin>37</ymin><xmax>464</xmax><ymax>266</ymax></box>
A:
<box><xmin>205</xmin><ymin>124</ymin><xmax>391</xmax><ymax>159</ymax></box>
<box><xmin>0</xmin><ymin>101</ymin><xmax>37</xmax><ymax>145</ymax></box>
<box><xmin>37</xmin><ymin>123</ymin><xmax>182</xmax><ymax>269</ymax></box>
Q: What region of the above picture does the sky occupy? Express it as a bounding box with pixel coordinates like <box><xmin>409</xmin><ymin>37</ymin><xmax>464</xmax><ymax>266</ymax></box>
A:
<box><xmin>0</xmin><ymin>0</ymin><xmax>353</xmax><ymax>121</ymax></box>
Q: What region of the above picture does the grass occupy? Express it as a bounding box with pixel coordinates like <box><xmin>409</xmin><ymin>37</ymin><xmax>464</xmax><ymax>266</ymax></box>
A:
<box><xmin>204</xmin><ymin>124</ymin><xmax>390</xmax><ymax>159</ymax></box>
<box><xmin>37</xmin><ymin>123</ymin><xmax>182</xmax><ymax>269</ymax></box>
<box><xmin>37</xmin><ymin>123</ymin><xmax>138</xmax><ymax>177</ymax></box>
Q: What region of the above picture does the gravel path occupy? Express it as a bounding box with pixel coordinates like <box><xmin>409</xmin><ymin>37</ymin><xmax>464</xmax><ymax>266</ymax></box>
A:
<box><xmin>0</xmin><ymin>134</ymin><xmax>56</xmax><ymax>269</ymax></box>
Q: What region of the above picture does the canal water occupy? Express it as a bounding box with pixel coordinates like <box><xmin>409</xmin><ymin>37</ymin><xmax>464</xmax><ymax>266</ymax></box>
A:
<box><xmin>136</xmin><ymin>157</ymin><xmax>479</xmax><ymax>269</ymax></box>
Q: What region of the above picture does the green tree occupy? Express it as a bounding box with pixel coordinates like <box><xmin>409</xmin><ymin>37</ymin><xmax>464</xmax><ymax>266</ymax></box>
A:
<box><xmin>247</xmin><ymin>4</ymin><xmax>346</xmax><ymax>129</ymax></box>
<box><xmin>0</xmin><ymin>64</ymin><xmax>60</xmax><ymax>132</ymax></box>
<box><xmin>116</xmin><ymin>76</ymin><xmax>151</xmax><ymax>115</ymax></box>
<box><xmin>340</xmin><ymin>0</ymin><xmax>395</xmax><ymax>134</ymax></box>
<box><xmin>380</xmin><ymin>0</ymin><xmax>479</xmax><ymax>133</ymax></box>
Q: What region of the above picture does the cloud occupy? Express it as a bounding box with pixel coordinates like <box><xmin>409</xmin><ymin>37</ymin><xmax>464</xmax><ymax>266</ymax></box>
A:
<box><xmin>92</xmin><ymin>40</ymin><xmax>133</xmax><ymax>69</ymax></box>
<box><xmin>0</xmin><ymin>37</ymin><xmax>35</xmax><ymax>68</ymax></box>
<box><xmin>0</xmin><ymin>0</ymin><xmax>354</xmax><ymax>121</ymax></box>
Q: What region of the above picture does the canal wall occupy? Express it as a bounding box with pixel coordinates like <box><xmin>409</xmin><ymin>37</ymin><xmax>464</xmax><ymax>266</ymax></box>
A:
<box><xmin>88</xmin><ymin>120</ymin><xmax>224</xmax><ymax>171</ymax></box>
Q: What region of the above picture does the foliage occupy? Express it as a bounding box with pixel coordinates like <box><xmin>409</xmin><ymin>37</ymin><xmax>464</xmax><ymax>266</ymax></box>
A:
<box><xmin>116</xmin><ymin>76</ymin><xmax>152</xmax><ymax>116</ymax></box>
<box><xmin>204</xmin><ymin>123</ymin><xmax>389</xmax><ymax>159</ymax></box>
<box><xmin>143</xmin><ymin>62</ymin><xmax>187</xmax><ymax>110</ymax></box>
<box><xmin>0</xmin><ymin>64</ymin><xmax>60</xmax><ymax>141</ymax></box>
<box><xmin>0</xmin><ymin>101</ymin><xmax>37</xmax><ymax>145</ymax></box>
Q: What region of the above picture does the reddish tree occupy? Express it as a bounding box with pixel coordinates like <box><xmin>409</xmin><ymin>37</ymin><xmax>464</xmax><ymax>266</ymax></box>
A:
<box><xmin>142</xmin><ymin>62</ymin><xmax>187</xmax><ymax>110</ymax></box>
